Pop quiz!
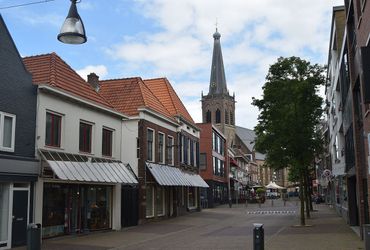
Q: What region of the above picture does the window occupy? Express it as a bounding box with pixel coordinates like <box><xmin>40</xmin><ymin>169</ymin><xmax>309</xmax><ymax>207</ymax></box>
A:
<box><xmin>158</xmin><ymin>133</ymin><xmax>165</xmax><ymax>163</ymax></box>
<box><xmin>199</xmin><ymin>153</ymin><xmax>207</xmax><ymax>170</ymax></box>
<box><xmin>206</xmin><ymin>110</ymin><xmax>211</xmax><ymax>123</ymax></box>
<box><xmin>188</xmin><ymin>187</ymin><xmax>197</xmax><ymax>208</ymax></box>
<box><xmin>187</xmin><ymin>138</ymin><xmax>191</xmax><ymax>165</ymax></box>
<box><xmin>213</xmin><ymin>157</ymin><xmax>219</xmax><ymax>175</ymax></box>
<box><xmin>0</xmin><ymin>112</ymin><xmax>16</xmax><ymax>152</ymax></box>
<box><xmin>190</xmin><ymin>139</ymin><xmax>194</xmax><ymax>165</ymax></box>
<box><xmin>0</xmin><ymin>183</ymin><xmax>9</xmax><ymax>243</ymax></box>
<box><xmin>146</xmin><ymin>185</ymin><xmax>154</xmax><ymax>217</ymax></box>
<box><xmin>193</xmin><ymin>141</ymin><xmax>197</xmax><ymax>167</ymax></box>
<box><xmin>196</xmin><ymin>142</ymin><xmax>199</xmax><ymax>167</ymax></box>
<box><xmin>147</xmin><ymin>129</ymin><xmax>154</xmax><ymax>162</ymax></box>
<box><xmin>216</xmin><ymin>109</ymin><xmax>221</xmax><ymax>123</ymax></box>
<box><xmin>156</xmin><ymin>187</ymin><xmax>165</xmax><ymax>216</ymax></box>
<box><xmin>230</xmin><ymin>111</ymin><xmax>234</xmax><ymax>125</ymax></box>
<box><xmin>102</xmin><ymin>128</ymin><xmax>113</xmax><ymax>157</ymax></box>
<box><xmin>137</xmin><ymin>137</ymin><xmax>140</xmax><ymax>158</ymax></box>
<box><xmin>183</xmin><ymin>136</ymin><xmax>188</xmax><ymax>164</ymax></box>
<box><xmin>167</xmin><ymin>136</ymin><xmax>174</xmax><ymax>165</ymax></box>
<box><xmin>225</xmin><ymin>110</ymin><xmax>229</xmax><ymax>124</ymax></box>
<box><xmin>45</xmin><ymin>112</ymin><xmax>61</xmax><ymax>148</ymax></box>
<box><xmin>79</xmin><ymin>122</ymin><xmax>92</xmax><ymax>153</ymax></box>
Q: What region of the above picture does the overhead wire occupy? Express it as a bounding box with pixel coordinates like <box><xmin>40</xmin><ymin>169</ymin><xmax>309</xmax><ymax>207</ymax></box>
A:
<box><xmin>0</xmin><ymin>0</ymin><xmax>55</xmax><ymax>10</ymax></box>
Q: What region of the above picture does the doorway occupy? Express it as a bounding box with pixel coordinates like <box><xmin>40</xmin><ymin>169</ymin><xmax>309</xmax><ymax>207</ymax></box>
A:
<box><xmin>11</xmin><ymin>189</ymin><xmax>29</xmax><ymax>247</ymax></box>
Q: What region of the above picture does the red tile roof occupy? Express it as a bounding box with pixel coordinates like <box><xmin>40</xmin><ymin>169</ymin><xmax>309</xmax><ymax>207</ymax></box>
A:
<box><xmin>99</xmin><ymin>77</ymin><xmax>174</xmax><ymax>120</ymax></box>
<box><xmin>143</xmin><ymin>78</ymin><xmax>195</xmax><ymax>125</ymax></box>
<box><xmin>23</xmin><ymin>53</ymin><xmax>113</xmax><ymax>108</ymax></box>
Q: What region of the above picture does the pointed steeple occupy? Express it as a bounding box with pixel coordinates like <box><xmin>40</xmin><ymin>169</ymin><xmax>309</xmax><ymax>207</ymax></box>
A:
<box><xmin>209</xmin><ymin>28</ymin><xmax>228</xmax><ymax>95</ymax></box>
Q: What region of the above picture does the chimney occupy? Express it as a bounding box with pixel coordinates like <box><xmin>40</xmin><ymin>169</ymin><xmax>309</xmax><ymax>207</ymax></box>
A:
<box><xmin>87</xmin><ymin>73</ymin><xmax>100</xmax><ymax>92</ymax></box>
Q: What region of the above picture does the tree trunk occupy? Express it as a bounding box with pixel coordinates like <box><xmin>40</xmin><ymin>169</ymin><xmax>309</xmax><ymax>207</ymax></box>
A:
<box><xmin>299</xmin><ymin>172</ymin><xmax>305</xmax><ymax>226</ymax></box>
<box><xmin>304</xmin><ymin>168</ymin><xmax>311</xmax><ymax>219</ymax></box>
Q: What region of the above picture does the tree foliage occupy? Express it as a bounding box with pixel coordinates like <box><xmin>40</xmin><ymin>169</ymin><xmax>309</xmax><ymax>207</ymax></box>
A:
<box><xmin>252</xmin><ymin>56</ymin><xmax>325</xmax><ymax>225</ymax></box>
<box><xmin>252</xmin><ymin>56</ymin><xmax>324</xmax><ymax>171</ymax></box>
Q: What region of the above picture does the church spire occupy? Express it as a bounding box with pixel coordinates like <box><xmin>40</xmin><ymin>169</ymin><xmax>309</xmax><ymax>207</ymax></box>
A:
<box><xmin>209</xmin><ymin>28</ymin><xmax>228</xmax><ymax>95</ymax></box>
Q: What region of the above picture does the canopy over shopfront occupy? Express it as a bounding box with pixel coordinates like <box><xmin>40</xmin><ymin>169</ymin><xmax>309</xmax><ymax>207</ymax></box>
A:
<box><xmin>265</xmin><ymin>181</ymin><xmax>285</xmax><ymax>189</ymax></box>
<box><xmin>146</xmin><ymin>162</ymin><xmax>209</xmax><ymax>188</ymax></box>
<box><xmin>39</xmin><ymin>150</ymin><xmax>138</xmax><ymax>184</ymax></box>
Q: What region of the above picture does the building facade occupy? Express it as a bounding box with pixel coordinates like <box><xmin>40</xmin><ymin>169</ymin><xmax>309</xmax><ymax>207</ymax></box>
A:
<box><xmin>99</xmin><ymin>77</ymin><xmax>207</xmax><ymax>224</ymax></box>
<box><xmin>326</xmin><ymin>6</ymin><xmax>348</xmax><ymax>221</ymax></box>
<box><xmin>0</xmin><ymin>15</ymin><xmax>39</xmax><ymax>249</ymax></box>
<box><xmin>197</xmin><ymin>123</ymin><xmax>228</xmax><ymax>207</ymax></box>
<box><xmin>23</xmin><ymin>54</ymin><xmax>138</xmax><ymax>238</ymax></box>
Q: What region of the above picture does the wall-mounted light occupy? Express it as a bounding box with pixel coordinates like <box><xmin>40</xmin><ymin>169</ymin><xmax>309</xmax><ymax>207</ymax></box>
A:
<box><xmin>57</xmin><ymin>0</ymin><xmax>86</xmax><ymax>44</ymax></box>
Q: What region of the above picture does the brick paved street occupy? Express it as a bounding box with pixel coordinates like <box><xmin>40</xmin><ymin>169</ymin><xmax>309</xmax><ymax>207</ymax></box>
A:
<box><xmin>13</xmin><ymin>199</ymin><xmax>363</xmax><ymax>250</ymax></box>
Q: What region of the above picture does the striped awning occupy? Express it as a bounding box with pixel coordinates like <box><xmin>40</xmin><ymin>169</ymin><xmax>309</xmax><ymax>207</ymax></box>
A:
<box><xmin>40</xmin><ymin>150</ymin><xmax>138</xmax><ymax>184</ymax></box>
<box><xmin>146</xmin><ymin>162</ymin><xmax>208</xmax><ymax>188</ymax></box>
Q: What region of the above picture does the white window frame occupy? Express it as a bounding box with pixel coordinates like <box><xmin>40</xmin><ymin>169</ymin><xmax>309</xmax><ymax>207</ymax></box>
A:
<box><xmin>167</xmin><ymin>135</ymin><xmax>174</xmax><ymax>166</ymax></box>
<box><xmin>158</xmin><ymin>132</ymin><xmax>165</xmax><ymax>164</ymax></box>
<box><xmin>147</xmin><ymin>128</ymin><xmax>155</xmax><ymax>162</ymax></box>
<box><xmin>0</xmin><ymin>111</ymin><xmax>16</xmax><ymax>152</ymax></box>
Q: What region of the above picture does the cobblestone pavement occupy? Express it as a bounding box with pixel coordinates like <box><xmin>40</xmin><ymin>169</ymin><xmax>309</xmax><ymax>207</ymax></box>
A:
<box><xmin>15</xmin><ymin>199</ymin><xmax>364</xmax><ymax>250</ymax></box>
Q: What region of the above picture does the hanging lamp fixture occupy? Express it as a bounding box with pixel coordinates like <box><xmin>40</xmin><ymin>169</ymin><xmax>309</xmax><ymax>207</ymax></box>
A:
<box><xmin>57</xmin><ymin>0</ymin><xmax>86</xmax><ymax>44</ymax></box>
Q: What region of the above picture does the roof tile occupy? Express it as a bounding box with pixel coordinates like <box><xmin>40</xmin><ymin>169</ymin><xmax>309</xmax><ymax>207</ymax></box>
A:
<box><xmin>99</xmin><ymin>77</ymin><xmax>174</xmax><ymax>120</ymax></box>
<box><xmin>23</xmin><ymin>53</ymin><xmax>113</xmax><ymax>108</ymax></box>
<box><xmin>144</xmin><ymin>78</ymin><xmax>195</xmax><ymax>125</ymax></box>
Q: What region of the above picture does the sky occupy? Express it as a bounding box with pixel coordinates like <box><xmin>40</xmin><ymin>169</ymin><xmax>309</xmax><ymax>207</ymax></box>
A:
<box><xmin>1</xmin><ymin>0</ymin><xmax>344</xmax><ymax>129</ymax></box>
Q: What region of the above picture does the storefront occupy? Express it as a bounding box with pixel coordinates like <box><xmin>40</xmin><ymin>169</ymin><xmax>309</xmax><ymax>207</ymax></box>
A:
<box><xmin>38</xmin><ymin>150</ymin><xmax>138</xmax><ymax>238</ymax></box>
<box><xmin>0</xmin><ymin>158</ymin><xmax>38</xmax><ymax>250</ymax></box>
<box><xmin>42</xmin><ymin>183</ymin><xmax>113</xmax><ymax>237</ymax></box>
<box><xmin>144</xmin><ymin>163</ymin><xmax>208</xmax><ymax>219</ymax></box>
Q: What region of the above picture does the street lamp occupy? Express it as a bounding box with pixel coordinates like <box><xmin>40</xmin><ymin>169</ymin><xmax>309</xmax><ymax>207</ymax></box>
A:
<box><xmin>57</xmin><ymin>0</ymin><xmax>87</xmax><ymax>44</ymax></box>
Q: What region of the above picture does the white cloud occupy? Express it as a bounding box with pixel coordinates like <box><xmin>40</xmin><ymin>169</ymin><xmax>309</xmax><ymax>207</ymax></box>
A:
<box><xmin>76</xmin><ymin>65</ymin><xmax>108</xmax><ymax>80</ymax></box>
<box><xmin>108</xmin><ymin>0</ymin><xmax>344</xmax><ymax>128</ymax></box>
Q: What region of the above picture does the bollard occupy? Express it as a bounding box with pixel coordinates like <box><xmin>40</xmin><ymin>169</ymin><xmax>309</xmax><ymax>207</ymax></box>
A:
<box><xmin>253</xmin><ymin>223</ymin><xmax>264</xmax><ymax>250</ymax></box>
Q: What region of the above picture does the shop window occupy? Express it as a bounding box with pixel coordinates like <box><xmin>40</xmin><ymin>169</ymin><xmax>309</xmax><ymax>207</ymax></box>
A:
<box><xmin>102</xmin><ymin>128</ymin><xmax>113</xmax><ymax>157</ymax></box>
<box><xmin>79</xmin><ymin>122</ymin><xmax>93</xmax><ymax>153</ymax></box>
<box><xmin>147</xmin><ymin>129</ymin><xmax>154</xmax><ymax>162</ymax></box>
<box><xmin>158</xmin><ymin>133</ymin><xmax>165</xmax><ymax>163</ymax></box>
<box><xmin>188</xmin><ymin>187</ymin><xmax>197</xmax><ymax>208</ymax></box>
<box><xmin>42</xmin><ymin>184</ymin><xmax>112</xmax><ymax>238</ymax></box>
<box><xmin>167</xmin><ymin>136</ymin><xmax>174</xmax><ymax>165</ymax></box>
<box><xmin>87</xmin><ymin>186</ymin><xmax>112</xmax><ymax>231</ymax></box>
<box><xmin>146</xmin><ymin>185</ymin><xmax>154</xmax><ymax>217</ymax></box>
<box><xmin>45</xmin><ymin>112</ymin><xmax>61</xmax><ymax>148</ymax></box>
<box><xmin>156</xmin><ymin>187</ymin><xmax>165</xmax><ymax>216</ymax></box>
<box><xmin>0</xmin><ymin>184</ymin><xmax>10</xmax><ymax>244</ymax></box>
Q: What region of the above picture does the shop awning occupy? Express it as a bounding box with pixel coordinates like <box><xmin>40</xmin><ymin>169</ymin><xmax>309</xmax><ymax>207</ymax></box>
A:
<box><xmin>40</xmin><ymin>150</ymin><xmax>138</xmax><ymax>185</ymax></box>
<box><xmin>146</xmin><ymin>162</ymin><xmax>208</xmax><ymax>188</ymax></box>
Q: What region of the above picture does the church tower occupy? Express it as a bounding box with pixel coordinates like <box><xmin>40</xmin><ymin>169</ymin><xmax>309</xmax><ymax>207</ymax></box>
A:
<box><xmin>201</xmin><ymin>29</ymin><xmax>236</xmax><ymax>147</ymax></box>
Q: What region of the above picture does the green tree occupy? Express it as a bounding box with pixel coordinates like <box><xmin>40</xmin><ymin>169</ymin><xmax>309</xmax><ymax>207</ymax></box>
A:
<box><xmin>252</xmin><ymin>56</ymin><xmax>325</xmax><ymax>226</ymax></box>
